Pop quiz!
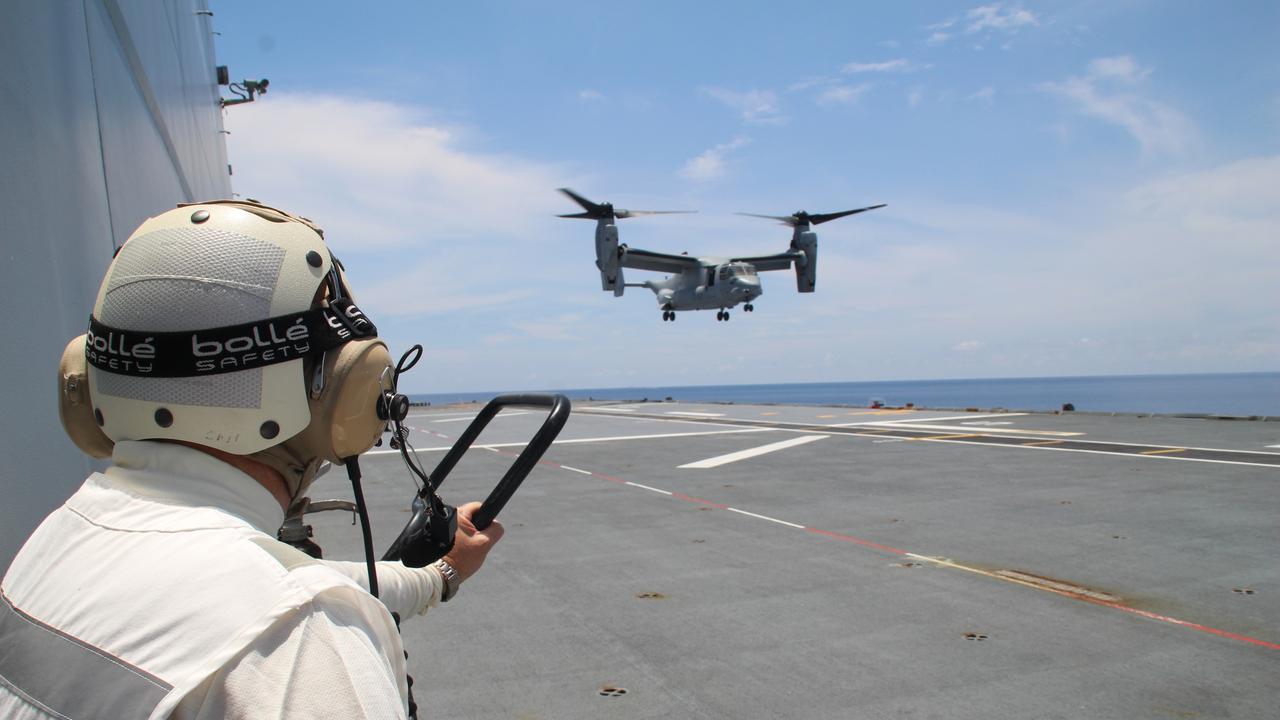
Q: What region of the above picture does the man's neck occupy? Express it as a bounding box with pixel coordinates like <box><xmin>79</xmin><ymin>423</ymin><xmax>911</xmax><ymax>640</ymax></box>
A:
<box><xmin>174</xmin><ymin>442</ymin><xmax>292</xmax><ymax>511</ymax></box>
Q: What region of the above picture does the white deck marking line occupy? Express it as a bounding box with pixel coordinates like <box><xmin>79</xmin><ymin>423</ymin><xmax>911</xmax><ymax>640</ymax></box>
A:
<box><xmin>588</xmin><ymin>407</ymin><xmax>636</xmax><ymax>412</ymax></box>
<box><xmin>862</xmin><ymin>421</ymin><xmax>1083</xmax><ymax>437</ymax></box>
<box><xmin>625</xmin><ymin>481</ymin><xmax>673</xmax><ymax>495</ymax></box>
<box><xmin>678</xmin><ymin>435</ymin><xmax>828</xmax><ymax>469</ymax></box>
<box><xmin>431</xmin><ymin>411</ymin><xmax>529</xmax><ymax>423</ymax></box>
<box><xmin>727</xmin><ymin>507</ymin><xmax>806</xmax><ymax>529</ymax></box>
<box><xmin>560</xmin><ymin>465</ymin><xmax>594</xmax><ymax>475</ymax></box>
<box><xmin>666</xmin><ymin>411</ymin><xmax>727</xmax><ymax>417</ymax></box>
<box><xmin>365</xmin><ymin>427</ymin><xmax>777</xmax><ymax>455</ymax></box>
<box><xmin>574</xmin><ymin>409</ymin><xmax>1280</xmax><ymax>464</ymax></box>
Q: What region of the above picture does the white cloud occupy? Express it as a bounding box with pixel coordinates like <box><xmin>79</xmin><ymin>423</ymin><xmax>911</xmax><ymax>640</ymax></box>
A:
<box><xmin>788</xmin><ymin>76</ymin><xmax>836</xmax><ymax>92</ymax></box>
<box><xmin>221</xmin><ymin>92</ymin><xmax>575</xmax><ymax>331</ymax></box>
<box><xmin>907</xmin><ymin>87</ymin><xmax>925</xmax><ymax>108</ymax></box>
<box><xmin>1041</xmin><ymin>56</ymin><xmax>1197</xmax><ymax>156</ymax></box>
<box><xmin>578</xmin><ymin>89</ymin><xmax>605</xmax><ymax>102</ymax></box>
<box><xmin>953</xmin><ymin>340</ymin><xmax>984</xmax><ymax>352</ymax></box>
<box><xmin>701</xmin><ymin>87</ymin><xmax>786</xmax><ymax>124</ymax></box>
<box><xmin>965</xmin><ymin>3</ymin><xmax>1038</xmax><ymax>33</ymax></box>
<box><xmin>927</xmin><ymin>3</ymin><xmax>1036</xmax><ymax>44</ymax></box>
<box><xmin>967</xmin><ymin>86</ymin><xmax>996</xmax><ymax>102</ymax></box>
<box><xmin>817</xmin><ymin>84</ymin><xmax>872</xmax><ymax>106</ymax></box>
<box><xmin>680</xmin><ymin>136</ymin><xmax>751</xmax><ymax>181</ymax></box>
<box><xmin>1086</xmin><ymin>56</ymin><xmax>1149</xmax><ymax>83</ymax></box>
<box><xmin>842</xmin><ymin>59</ymin><xmax>917</xmax><ymax>74</ymax></box>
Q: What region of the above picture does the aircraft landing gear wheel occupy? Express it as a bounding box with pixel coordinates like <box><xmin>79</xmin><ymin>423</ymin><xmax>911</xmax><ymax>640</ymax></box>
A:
<box><xmin>744</xmin><ymin>304</ymin><xmax>753</xmax><ymax>312</ymax></box>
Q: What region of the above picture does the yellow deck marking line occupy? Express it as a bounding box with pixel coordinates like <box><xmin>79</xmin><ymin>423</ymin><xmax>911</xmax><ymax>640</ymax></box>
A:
<box><xmin>1140</xmin><ymin>447</ymin><xmax>1187</xmax><ymax>455</ymax></box>
<box><xmin>561</xmin><ymin>463</ymin><xmax>1280</xmax><ymax>650</ymax></box>
<box><xmin>761</xmin><ymin>412</ymin><xmax>779</xmax><ymax>416</ymax></box>
<box><xmin>912</xmin><ymin>433</ymin><xmax>980</xmax><ymax>441</ymax></box>
<box><xmin>1022</xmin><ymin>440</ymin><xmax>1064</xmax><ymax>447</ymax></box>
<box><xmin>906</xmin><ymin>554</ymin><xmax>1118</xmax><ymax>602</ymax></box>
<box><xmin>869</xmin><ymin>421</ymin><xmax>1083</xmax><ymax>437</ymax></box>
<box><xmin>817</xmin><ymin>414</ymin><xmax>836</xmax><ymax>419</ymax></box>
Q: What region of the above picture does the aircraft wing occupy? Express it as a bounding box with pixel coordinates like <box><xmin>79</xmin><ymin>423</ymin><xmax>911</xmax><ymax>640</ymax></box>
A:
<box><xmin>729</xmin><ymin>250</ymin><xmax>802</xmax><ymax>272</ymax></box>
<box><xmin>619</xmin><ymin>247</ymin><xmax>704</xmax><ymax>273</ymax></box>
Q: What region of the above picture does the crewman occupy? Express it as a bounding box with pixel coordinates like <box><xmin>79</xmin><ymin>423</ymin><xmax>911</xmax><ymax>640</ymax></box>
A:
<box><xmin>0</xmin><ymin>201</ymin><xmax>502</xmax><ymax>718</ymax></box>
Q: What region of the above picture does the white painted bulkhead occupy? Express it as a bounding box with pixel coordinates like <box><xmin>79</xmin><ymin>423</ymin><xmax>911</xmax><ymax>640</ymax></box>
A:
<box><xmin>0</xmin><ymin>0</ymin><xmax>232</xmax><ymax>567</ymax></box>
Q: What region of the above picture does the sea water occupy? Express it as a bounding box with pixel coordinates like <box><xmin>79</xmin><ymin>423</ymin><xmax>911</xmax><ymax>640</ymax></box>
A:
<box><xmin>410</xmin><ymin>372</ymin><xmax>1280</xmax><ymax>417</ymax></box>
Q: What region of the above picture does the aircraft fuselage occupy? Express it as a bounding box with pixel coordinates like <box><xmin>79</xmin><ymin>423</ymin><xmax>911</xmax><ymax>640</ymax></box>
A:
<box><xmin>646</xmin><ymin>261</ymin><xmax>762</xmax><ymax>311</ymax></box>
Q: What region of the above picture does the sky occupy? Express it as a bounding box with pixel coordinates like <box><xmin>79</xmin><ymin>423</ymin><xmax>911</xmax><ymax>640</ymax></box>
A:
<box><xmin>211</xmin><ymin>1</ymin><xmax>1279</xmax><ymax>395</ymax></box>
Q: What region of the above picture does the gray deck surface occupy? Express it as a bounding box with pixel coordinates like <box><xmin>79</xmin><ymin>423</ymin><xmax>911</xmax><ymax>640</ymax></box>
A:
<box><xmin>305</xmin><ymin>401</ymin><xmax>1280</xmax><ymax>719</ymax></box>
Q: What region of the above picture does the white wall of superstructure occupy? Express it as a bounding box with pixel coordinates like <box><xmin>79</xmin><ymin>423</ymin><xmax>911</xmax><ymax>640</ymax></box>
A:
<box><xmin>0</xmin><ymin>0</ymin><xmax>232</xmax><ymax>568</ymax></box>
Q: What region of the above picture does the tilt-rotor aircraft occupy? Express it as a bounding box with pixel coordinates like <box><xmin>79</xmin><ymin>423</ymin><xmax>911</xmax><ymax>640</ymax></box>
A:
<box><xmin>558</xmin><ymin>188</ymin><xmax>885</xmax><ymax>321</ymax></box>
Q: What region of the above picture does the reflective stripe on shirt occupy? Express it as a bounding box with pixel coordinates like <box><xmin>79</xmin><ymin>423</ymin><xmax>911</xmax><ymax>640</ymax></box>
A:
<box><xmin>0</xmin><ymin>590</ymin><xmax>172</xmax><ymax>719</ymax></box>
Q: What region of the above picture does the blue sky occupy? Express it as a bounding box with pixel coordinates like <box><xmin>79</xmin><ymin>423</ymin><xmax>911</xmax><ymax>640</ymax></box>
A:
<box><xmin>212</xmin><ymin>1</ymin><xmax>1279</xmax><ymax>394</ymax></box>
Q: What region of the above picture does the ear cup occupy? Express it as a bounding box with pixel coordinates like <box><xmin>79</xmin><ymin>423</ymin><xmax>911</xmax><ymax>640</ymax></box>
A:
<box><xmin>319</xmin><ymin>339</ymin><xmax>394</xmax><ymax>461</ymax></box>
<box><xmin>58</xmin><ymin>335</ymin><xmax>114</xmax><ymax>459</ymax></box>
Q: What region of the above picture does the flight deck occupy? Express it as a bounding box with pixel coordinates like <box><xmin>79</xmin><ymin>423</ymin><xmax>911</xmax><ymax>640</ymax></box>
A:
<box><xmin>307</xmin><ymin>401</ymin><xmax>1279</xmax><ymax>719</ymax></box>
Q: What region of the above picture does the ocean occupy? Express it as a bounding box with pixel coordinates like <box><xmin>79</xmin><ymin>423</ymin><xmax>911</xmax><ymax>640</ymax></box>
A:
<box><xmin>409</xmin><ymin>372</ymin><xmax>1280</xmax><ymax>417</ymax></box>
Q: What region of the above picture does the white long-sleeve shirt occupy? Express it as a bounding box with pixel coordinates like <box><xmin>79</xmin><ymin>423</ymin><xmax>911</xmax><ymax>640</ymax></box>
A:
<box><xmin>0</xmin><ymin>441</ymin><xmax>444</xmax><ymax>719</ymax></box>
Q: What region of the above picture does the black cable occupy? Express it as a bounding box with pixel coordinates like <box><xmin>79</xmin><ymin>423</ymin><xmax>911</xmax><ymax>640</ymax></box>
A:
<box><xmin>348</xmin><ymin>455</ymin><xmax>418</xmax><ymax>718</ymax></box>
<box><xmin>389</xmin><ymin>345</ymin><xmax>431</xmax><ymax>491</ymax></box>
<box><xmin>345</xmin><ymin>455</ymin><xmax>379</xmax><ymax>598</ymax></box>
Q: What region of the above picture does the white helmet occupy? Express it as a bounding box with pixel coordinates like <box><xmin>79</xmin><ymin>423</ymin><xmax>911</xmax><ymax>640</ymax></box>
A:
<box><xmin>58</xmin><ymin>200</ymin><xmax>401</xmax><ymax>500</ymax></box>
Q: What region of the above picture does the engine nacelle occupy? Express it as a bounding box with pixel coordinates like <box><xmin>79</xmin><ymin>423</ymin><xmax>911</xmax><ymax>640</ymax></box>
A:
<box><xmin>595</xmin><ymin>222</ymin><xmax>621</xmax><ymax>293</ymax></box>
<box><xmin>793</xmin><ymin>231</ymin><xmax>817</xmax><ymax>292</ymax></box>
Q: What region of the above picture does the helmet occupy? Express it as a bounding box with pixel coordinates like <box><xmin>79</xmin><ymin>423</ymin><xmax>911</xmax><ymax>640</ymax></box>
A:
<box><xmin>57</xmin><ymin>200</ymin><xmax>399</xmax><ymax>500</ymax></box>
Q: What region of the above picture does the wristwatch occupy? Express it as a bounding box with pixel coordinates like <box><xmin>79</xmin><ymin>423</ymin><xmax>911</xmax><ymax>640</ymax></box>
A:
<box><xmin>433</xmin><ymin>559</ymin><xmax>461</xmax><ymax>602</ymax></box>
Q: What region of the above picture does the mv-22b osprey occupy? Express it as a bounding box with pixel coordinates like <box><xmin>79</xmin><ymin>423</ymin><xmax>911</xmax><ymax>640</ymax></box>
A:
<box><xmin>558</xmin><ymin>188</ymin><xmax>885</xmax><ymax>321</ymax></box>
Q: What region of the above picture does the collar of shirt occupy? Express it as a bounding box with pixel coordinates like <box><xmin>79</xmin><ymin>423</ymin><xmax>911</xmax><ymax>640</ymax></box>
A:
<box><xmin>73</xmin><ymin>440</ymin><xmax>286</xmax><ymax>536</ymax></box>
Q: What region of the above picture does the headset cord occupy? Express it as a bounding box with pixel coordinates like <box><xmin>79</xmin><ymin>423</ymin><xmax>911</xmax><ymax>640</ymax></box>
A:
<box><xmin>346</xmin><ymin>451</ymin><xmax>421</xmax><ymax>719</ymax></box>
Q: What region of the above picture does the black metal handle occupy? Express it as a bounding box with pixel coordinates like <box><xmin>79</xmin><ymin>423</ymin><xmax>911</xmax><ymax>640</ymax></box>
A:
<box><xmin>427</xmin><ymin>393</ymin><xmax>571</xmax><ymax>530</ymax></box>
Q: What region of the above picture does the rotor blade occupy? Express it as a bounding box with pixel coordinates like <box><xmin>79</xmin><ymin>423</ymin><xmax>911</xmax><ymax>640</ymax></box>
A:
<box><xmin>735</xmin><ymin>212</ymin><xmax>798</xmax><ymax>226</ymax></box>
<box><xmin>808</xmin><ymin>204</ymin><xmax>887</xmax><ymax>225</ymax></box>
<box><xmin>557</xmin><ymin>212</ymin><xmax>599</xmax><ymax>219</ymax></box>
<box><xmin>616</xmin><ymin>210</ymin><xmax>697</xmax><ymax>219</ymax></box>
<box><xmin>557</xmin><ymin>188</ymin><xmax>607</xmax><ymax>217</ymax></box>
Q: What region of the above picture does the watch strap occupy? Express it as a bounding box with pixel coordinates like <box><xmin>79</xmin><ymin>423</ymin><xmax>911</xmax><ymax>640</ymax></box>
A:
<box><xmin>433</xmin><ymin>559</ymin><xmax>461</xmax><ymax>602</ymax></box>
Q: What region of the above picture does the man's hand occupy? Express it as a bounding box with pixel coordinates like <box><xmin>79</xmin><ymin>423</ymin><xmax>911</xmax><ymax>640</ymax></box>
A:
<box><xmin>441</xmin><ymin>501</ymin><xmax>504</xmax><ymax>582</ymax></box>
